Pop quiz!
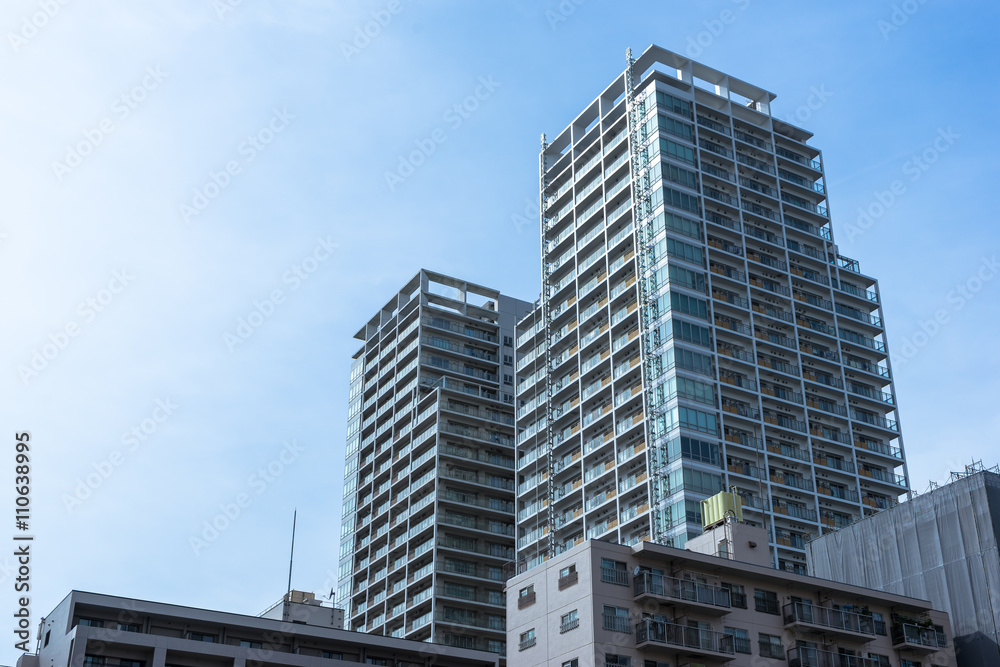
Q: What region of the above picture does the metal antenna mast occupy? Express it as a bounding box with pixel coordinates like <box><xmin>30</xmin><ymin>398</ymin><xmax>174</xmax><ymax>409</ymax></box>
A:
<box><xmin>287</xmin><ymin>509</ymin><xmax>297</xmax><ymax>598</ymax></box>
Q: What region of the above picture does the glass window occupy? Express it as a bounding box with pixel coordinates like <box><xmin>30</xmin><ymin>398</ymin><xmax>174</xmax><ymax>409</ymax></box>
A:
<box><xmin>724</xmin><ymin>627</ymin><xmax>751</xmax><ymax>654</ymax></box>
<box><xmin>759</xmin><ymin>633</ymin><xmax>784</xmax><ymax>658</ymax></box>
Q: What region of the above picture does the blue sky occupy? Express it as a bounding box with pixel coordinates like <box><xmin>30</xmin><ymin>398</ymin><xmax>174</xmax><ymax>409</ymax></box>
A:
<box><xmin>2</xmin><ymin>0</ymin><xmax>998</xmax><ymax>660</ymax></box>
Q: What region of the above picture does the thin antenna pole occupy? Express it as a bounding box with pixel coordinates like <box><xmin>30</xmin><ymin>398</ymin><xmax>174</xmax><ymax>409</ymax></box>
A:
<box><xmin>287</xmin><ymin>509</ymin><xmax>297</xmax><ymax>598</ymax></box>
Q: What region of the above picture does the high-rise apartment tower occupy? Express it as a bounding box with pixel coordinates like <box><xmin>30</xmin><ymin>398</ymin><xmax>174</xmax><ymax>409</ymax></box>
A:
<box><xmin>515</xmin><ymin>46</ymin><xmax>909</xmax><ymax>576</ymax></box>
<box><xmin>338</xmin><ymin>270</ymin><xmax>532</xmax><ymax>658</ymax></box>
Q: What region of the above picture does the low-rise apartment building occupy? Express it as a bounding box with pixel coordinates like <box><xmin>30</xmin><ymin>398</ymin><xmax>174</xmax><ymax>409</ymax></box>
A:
<box><xmin>19</xmin><ymin>590</ymin><xmax>499</xmax><ymax>667</ymax></box>
<box><xmin>506</xmin><ymin>525</ymin><xmax>955</xmax><ymax>667</ymax></box>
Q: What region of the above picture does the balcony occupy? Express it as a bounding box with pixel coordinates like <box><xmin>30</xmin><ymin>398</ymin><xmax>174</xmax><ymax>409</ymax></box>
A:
<box><xmin>891</xmin><ymin>623</ymin><xmax>947</xmax><ymax>652</ymax></box>
<box><xmin>635</xmin><ymin>619</ymin><xmax>735</xmax><ymax>658</ymax></box>
<box><xmin>783</xmin><ymin>602</ymin><xmax>877</xmax><ymax>640</ymax></box>
<box><xmin>601</xmin><ymin>566</ymin><xmax>629</xmax><ymax>586</ymax></box>
<box><xmin>634</xmin><ymin>572</ymin><xmax>732</xmax><ymax>615</ymax></box>
<box><xmin>788</xmin><ymin>646</ymin><xmax>882</xmax><ymax>667</ymax></box>
<box><xmin>603</xmin><ymin>613</ymin><xmax>631</xmax><ymax>634</ymax></box>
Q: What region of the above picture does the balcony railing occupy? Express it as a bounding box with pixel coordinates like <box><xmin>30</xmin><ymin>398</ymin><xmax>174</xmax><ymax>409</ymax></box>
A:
<box><xmin>601</xmin><ymin>566</ymin><xmax>629</xmax><ymax>586</ymax></box>
<box><xmin>784</xmin><ymin>602</ymin><xmax>877</xmax><ymax>636</ymax></box>
<box><xmin>892</xmin><ymin>622</ymin><xmax>947</xmax><ymax>648</ymax></box>
<box><xmin>635</xmin><ymin>619</ymin><xmax>735</xmax><ymax>655</ymax></box>
<box><xmin>633</xmin><ymin>572</ymin><xmax>731</xmax><ymax>608</ymax></box>
<box><xmin>603</xmin><ymin>613</ymin><xmax>631</xmax><ymax>633</ymax></box>
<box><xmin>788</xmin><ymin>646</ymin><xmax>882</xmax><ymax>667</ymax></box>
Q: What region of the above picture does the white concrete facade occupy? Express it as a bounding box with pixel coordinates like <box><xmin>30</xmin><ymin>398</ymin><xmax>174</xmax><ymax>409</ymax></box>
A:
<box><xmin>337</xmin><ymin>270</ymin><xmax>532</xmax><ymax>658</ymax></box>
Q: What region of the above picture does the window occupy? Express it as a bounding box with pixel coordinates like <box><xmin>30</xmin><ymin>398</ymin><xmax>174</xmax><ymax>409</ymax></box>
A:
<box><xmin>517</xmin><ymin>584</ymin><xmax>536</xmax><ymax>608</ymax></box>
<box><xmin>78</xmin><ymin>618</ymin><xmax>104</xmax><ymax>628</ymax></box>
<box><xmin>602</xmin><ymin>605</ymin><xmax>631</xmax><ymax>633</ymax></box>
<box><xmin>725</xmin><ymin>627</ymin><xmax>751</xmax><ymax>654</ymax></box>
<box><xmin>503</xmin><ymin>354</ymin><xmax>513</xmax><ymax>365</ymax></box>
<box><xmin>119</xmin><ymin>661</ymin><xmax>144</xmax><ymax>667</ymax></box>
<box><xmin>558</xmin><ymin>563</ymin><xmax>578</xmax><ymax>589</ymax></box>
<box><xmin>366</xmin><ymin>659</ymin><xmax>388</xmax><ymax>666</ymax></box>
<box><xmin>563</xmin><ymin>660</ymin><xmax>579</xmax><ymax>667</ymax></box>
<box><xmin>644</xmin><ymin>662</ymin><xmax>669</xmax><ymax>667</ymax></box>
<box><xmin>605</xmin><ymin>655</ymin><xmax>632</xmax><ymax>667</ymax></box>
<box><xmin>657</xmin><ymin>139</ymin><xmax>696</xmax><ymax>165</ymax></box>
<box><xmin>560</xmin><ymin>609</ymin><xmax>579</xmax><ymax>633</ymax></box>
<box><xmin>117</xmin><ymin>623</ymin><xmax>141</xmax><ymax>633</ymax></box>
<box><xmin>721</xmin><ymin>582</ymin><xmax>746</xmax><ymax>608</ymax></box>
<box><xmin>600</xmin><ymin>558</ymin><xmax>629</xmax><ymax>586</ymax></box>
<box><xmin>866</xmin><ymin>654</ymin><xmax>891</xmax><ymax>667</ymax></box>
<box><xmin>43</xmin><ymin>631</ymin><xmax>50</xmax><ymax>648</ymax></box>
<box><xmin>519</xmin><ymin>629</ymin><xmax>536</xmax><ymax>651</ymax></box>
<box><xmin>83</xmin><ymin>657</ymin><xmax>107</xmax><ymax>667</ymax></box>
<box><xmin>900</xmin><ymin>661</ymin><xmax>921</xmax><ymax>667</ymax></box>
<box><xmin>189</xmin><ymin>632</ymin><xmax>216</xmax><ymax>643</ymax></box>
<box><xmin>759</xmin><ymin>633</ymin><xmax>784</xmax><ymax>659</ymax></box>
<box><xmin>754</xmin><ymin>588</ymin><xmax>780</xmax><ymax>615</ymax></box>
<box><xmin>321</xmin><ymin>651</ymin><xmax>343</xmax><ymax>660</ymax></box>
<box><xmin>503</xmin><ymin>335</ymin><xmax>513</xmax><ymax>346</ymax></box>
<box><xmin>239</xmin><ymin>640</ymin><xmax>262</xmax><ymax>649</ymax></box>
<box><xmin>662</xmin><ymin>163</ymin><xmax>700</xmax><ymax>191</ymax></box>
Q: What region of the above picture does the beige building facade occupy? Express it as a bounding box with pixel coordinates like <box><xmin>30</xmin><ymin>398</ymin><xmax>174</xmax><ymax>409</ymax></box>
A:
<box><xmin>506</xmin><ymin>531</ymin><xmax>955</xmax><ymax>667</ymax></box>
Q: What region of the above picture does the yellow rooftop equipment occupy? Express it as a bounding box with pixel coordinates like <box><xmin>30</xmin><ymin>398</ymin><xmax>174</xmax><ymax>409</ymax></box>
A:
<box><xmin>701</xmin><ymin>489</ymin><xmax>743</xmax><ymax>529</ymax></box>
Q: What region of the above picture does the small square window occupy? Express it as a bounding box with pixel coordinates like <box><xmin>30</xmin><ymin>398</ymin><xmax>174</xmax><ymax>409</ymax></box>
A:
<box><xmin>560</xmin><ymin>609</ymin><xmax>579</xmax><ymax>633</ymax></box>
<box><xmin>518</xmin><ymin>584</ymin><xmax>536</xmax><ymax>608</ymax></box>
<box><xmin>558</xmin><ymin>564</ymin><xmax>579</xmax><ymax>589</ymax></box>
